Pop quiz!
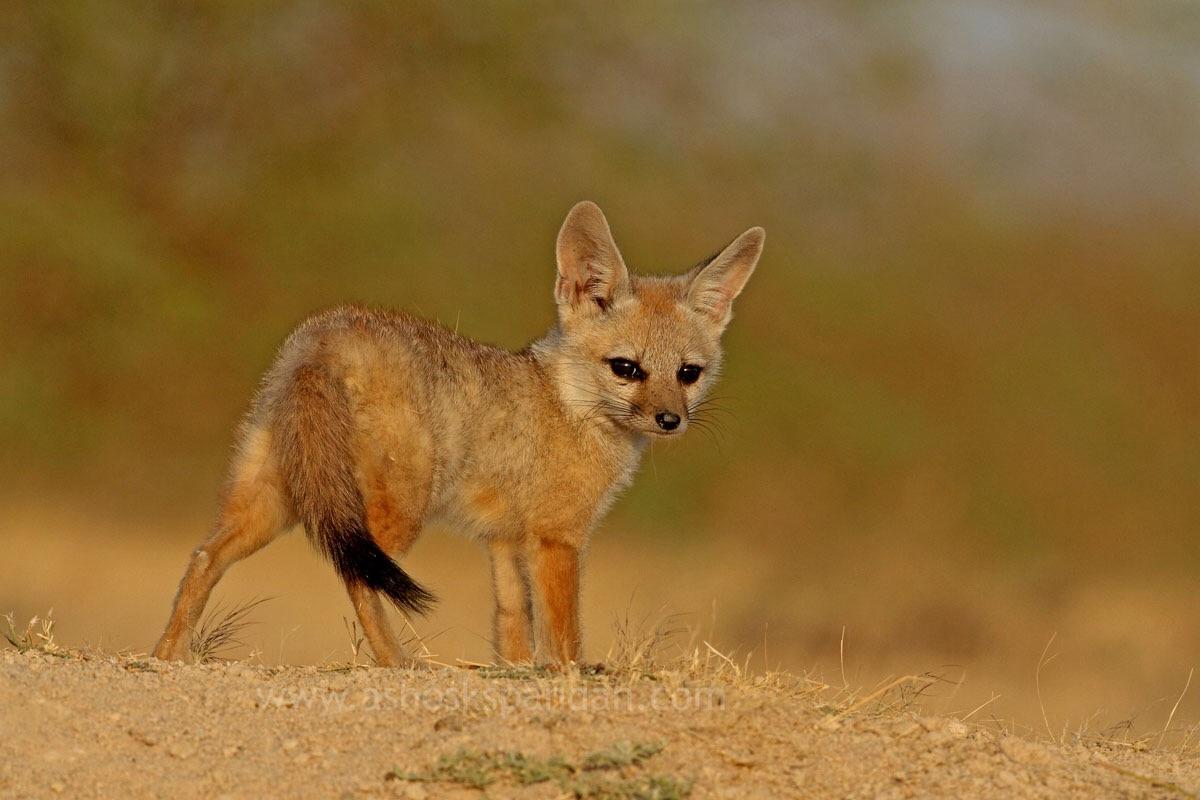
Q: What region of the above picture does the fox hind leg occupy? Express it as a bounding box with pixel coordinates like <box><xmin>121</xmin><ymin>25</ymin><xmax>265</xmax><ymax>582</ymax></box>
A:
<box><xmin>153</xmin><ymin>429</ymin><xmax>291</xmax><ymax>662</ymax></box>
<box><xmin>344</xmin><ymin>466</ymin><xmax>428</xmax><ymax>667</ymax></box>
<box><xmin>344</xmin><ymin>580</ymin><xmax>412</xmax><ymax>667</ymax></box>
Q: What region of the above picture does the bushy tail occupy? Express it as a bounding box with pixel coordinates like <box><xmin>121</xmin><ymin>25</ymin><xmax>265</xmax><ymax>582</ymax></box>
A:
<box><xmin>275</xmin><ymin>362</ymin><xmax>435</xmax><ymax>615</ymax></box>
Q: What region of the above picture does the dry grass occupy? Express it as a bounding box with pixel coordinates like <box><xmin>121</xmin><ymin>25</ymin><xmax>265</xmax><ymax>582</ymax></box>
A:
<box><xmin>1160</xmin><ymin>669</ymin><xmax>1195</xmax><ymax>749</ymax></box>
<box><xmin>606</xmin><ymin>603</ymin><xmax>685</xmax><ymax>675</ymax></box>
<box><xmin>599</xmin><ymin>600</ymin><xmax>951</xmax><ymax>729</ymax></box>
<box><xmin>588</xmin><ymin>604</ymin><xmax>1200</xmax><ymax>758</ymax></box>
<box><xmin>2</xmin><ymin>609</ymin><xmax>59</xmax><ymax>654</ymax></box>
<box><xmin>341</xmin><ymin>617</ymin><xmax>366</xmax><ymax>666</ymax></box>
<box><xmin>321</xmin><ymin>608</ymin><xmax>447</xmax><ymax>672</ymax></box>
<box><xmin>189</xmin><ymin>597</ymin><xmax>272</xmax><ymax>664</ymax></box>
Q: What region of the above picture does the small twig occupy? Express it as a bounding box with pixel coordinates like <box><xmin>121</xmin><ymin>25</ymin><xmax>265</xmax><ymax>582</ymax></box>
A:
<box><xmin>1036</xmin><ymin>632</ymin><xmax>1058</xmax><ymax>743</ymax></box>
<box><xmin>1093</xmin><ymin>759</ymin><xmax>1200</xmax><ymax>799</ymax></box>
<box><xmin>962</xmin><ymin>693</ymin><xmax>1001</xmax><ymax>722</ymax></box>
<box><xmin>703</xmin><ymin>641</ymin><xmax>739</xmax><ymax>673</ymax></box>
<box><xmin>1159</xmin><ymin>668</ymin><xmax>1194</xmax><ymax>749</ymax></box>
<box><xmin>455</xmin><ymin>658</ymin><xmax>492</xmax><ymax>669</ymax></box>
<box><xmin>839</xmin><ymin>626</ymin><xmax>848</xmax><ymax>689</ymax></box>
<box><xmin>342</xmin><ymin>617</ymin><xmax>364</xmax><ymax>666</ymax></box>
<box><xmin>823</xmin><ymin>675</ymin><xmax>936</xmax><ymax>724</ymax></box>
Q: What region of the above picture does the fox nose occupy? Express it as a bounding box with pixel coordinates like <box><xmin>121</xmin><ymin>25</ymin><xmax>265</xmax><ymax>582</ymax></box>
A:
<box><xmin>654</xmin><ymin>411</ymin><xmax>681</xmax><ymax>431</ymax></box>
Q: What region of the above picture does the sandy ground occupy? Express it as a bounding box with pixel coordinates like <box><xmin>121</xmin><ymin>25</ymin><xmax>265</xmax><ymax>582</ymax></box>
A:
<box><xmin>3</xmin><ymin>649</ymin><xmax>1199</xmax><ymax>800</ymax></box>
<box><xmin>6</xmin><ymin>501</ymin><xmax>1200</xmax><ymax>740</ymax></box>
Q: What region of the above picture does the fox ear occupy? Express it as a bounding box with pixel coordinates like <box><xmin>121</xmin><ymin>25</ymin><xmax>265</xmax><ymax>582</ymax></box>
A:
<box><xmin>686</xmin><ymin>227</ymin><xmax>765</xmax><ymax>329</ymax></box>
<box><xmin>555</xmin><ymin>201</ymin><xmax>630</xmax><ymax>315</ymax></box>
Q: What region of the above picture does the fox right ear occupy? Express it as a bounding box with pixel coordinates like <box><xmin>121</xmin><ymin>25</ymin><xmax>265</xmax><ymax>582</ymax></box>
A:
<box><xmin>555</xmin><ymin>201</ymin><xmax>630</xmax><ymax>316</ymax></box>
<box><xmin>686</xmin><ymin>227</ymin><xmax>764</xmax><ymax>330</ymax></box>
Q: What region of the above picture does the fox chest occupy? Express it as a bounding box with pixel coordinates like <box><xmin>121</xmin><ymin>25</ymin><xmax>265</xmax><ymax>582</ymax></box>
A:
<box><xmin>432</xmin><ymin>482</ymin><xmax>519</xmax><ymax>539</ymax></box>
<box><xmin>432</xmin><ymin>457</ymin><xmax>628</xmax><ymax>542</ymax></box>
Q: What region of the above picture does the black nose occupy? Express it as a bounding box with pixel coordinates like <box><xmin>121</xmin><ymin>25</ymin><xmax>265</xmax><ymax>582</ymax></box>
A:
<box><xmin>655</xmin><ymin>412</ymin><xmax>681</xmax><ymax>431</ymax></box>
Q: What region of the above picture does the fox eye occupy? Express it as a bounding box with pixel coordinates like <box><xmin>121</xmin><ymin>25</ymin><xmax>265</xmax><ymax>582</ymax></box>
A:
<box><xmin>608</xmin><ymin>358</ymin><xmax>645</xmax><ymax>380</ymax></box>
<box><xmin>677</xmin><ymin>364</ymin><xmax>703</xmax><ymax>385</ymax></box>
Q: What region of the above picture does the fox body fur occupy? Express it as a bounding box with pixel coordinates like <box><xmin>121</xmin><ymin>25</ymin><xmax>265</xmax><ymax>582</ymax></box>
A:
<box><xmin>153</xmin><ymin>202</ymin><xmax>764</xmax><ymax>666</ymax></box>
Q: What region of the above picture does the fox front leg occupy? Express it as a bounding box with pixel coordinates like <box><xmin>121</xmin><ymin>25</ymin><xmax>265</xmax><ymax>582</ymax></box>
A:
<box><xmin>488</xmin><ymin>539</ymin><xmax>534</xmax><ymax>663</ymax></box>
<box><xmin>529</xmin><ymin>538</ymin><xmax>581</xmax><ymax>665</ymax></box>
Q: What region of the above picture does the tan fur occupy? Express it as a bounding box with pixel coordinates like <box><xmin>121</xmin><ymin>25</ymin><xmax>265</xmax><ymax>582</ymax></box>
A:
<box><xmin>489</xmin><ymin>539</ymin><xmax>533</xmax><ymax>662</ymax></box>
<box><xmin>153</xmin><ymin>202</ymin><xmax>764</xmax><ymax>666</ymax></box>
<box><xmin>531</xmin><ymin>539</ymin><xmax>580</xmax><ymax>664</ymax></box>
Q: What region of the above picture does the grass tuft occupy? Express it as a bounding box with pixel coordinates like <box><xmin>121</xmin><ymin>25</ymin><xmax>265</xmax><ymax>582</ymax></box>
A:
<box><xmin>607</xmin><ymin>603</ymin><xmax>685</xmax><ymax>675</ymax></box>
<box><xmin>189</xmin><ymin>597</ymin><xmax>271</xmax><ymax>663</ymax></box>
<box><xmin>3</xmin><ymin>610</ymin><xmax>60</xmax><ymax>654</ymax></box>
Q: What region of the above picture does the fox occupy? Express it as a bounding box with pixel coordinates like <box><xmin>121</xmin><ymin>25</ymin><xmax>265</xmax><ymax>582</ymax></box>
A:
<box><xmin>152</xmin><ymin>201</ymin><xmax>764</xmax><ymax>667</ymax></box>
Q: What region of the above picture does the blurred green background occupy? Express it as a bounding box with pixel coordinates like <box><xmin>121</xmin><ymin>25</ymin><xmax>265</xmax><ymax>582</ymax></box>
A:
<box><xmin>2</xmin><ymin>2</ymin><xmax>1198</xmax><ymax>728</ymax></box>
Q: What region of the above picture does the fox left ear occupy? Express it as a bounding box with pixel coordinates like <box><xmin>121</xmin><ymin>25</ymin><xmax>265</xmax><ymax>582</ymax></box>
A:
<box><xmin>555</xmin><ymin>201</ymin><xmax>630</xmax><ymax>317</ymax></box>
<box><xmin>687</xmin><ymin>227</ymin><xmax>765</xmax><ymax>329</ymax></box>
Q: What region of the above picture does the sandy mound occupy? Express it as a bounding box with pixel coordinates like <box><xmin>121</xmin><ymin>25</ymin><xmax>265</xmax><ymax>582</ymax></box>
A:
<box><xmin>3</xmin><ymin>647</ymin><xmax>1198</xmax><ymax>799</ymax></box>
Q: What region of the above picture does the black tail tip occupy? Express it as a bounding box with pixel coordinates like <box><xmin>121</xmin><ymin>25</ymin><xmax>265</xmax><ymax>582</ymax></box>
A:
<box><xmin>330</xmin><ymin>527</ymin><xmax>437</xmax><ymax>616</ymax></box>
<box><xmin>384</xmin><ymin>579</ymin><xmax>437</xmax><ymax>617</ymax></box>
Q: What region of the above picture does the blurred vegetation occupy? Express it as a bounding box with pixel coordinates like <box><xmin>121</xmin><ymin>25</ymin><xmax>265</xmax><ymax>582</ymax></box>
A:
<box><xmin>1</xmin><ymin>1</ymin><xmax>1197</xmax><ymax>587</ymax></box>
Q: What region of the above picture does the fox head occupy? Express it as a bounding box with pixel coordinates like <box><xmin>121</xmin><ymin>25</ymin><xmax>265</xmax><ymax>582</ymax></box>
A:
<box><xmin>547</xmin><ymin>201</ymin><xmax>764</xmax><ymax>439</ymax></box>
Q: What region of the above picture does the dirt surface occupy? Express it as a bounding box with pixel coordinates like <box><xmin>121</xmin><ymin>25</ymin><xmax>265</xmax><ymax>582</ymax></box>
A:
<box><xmin>3</xmin><ymin>649</ymin><xmax>1199</xmax><ymax>799</ymax></box>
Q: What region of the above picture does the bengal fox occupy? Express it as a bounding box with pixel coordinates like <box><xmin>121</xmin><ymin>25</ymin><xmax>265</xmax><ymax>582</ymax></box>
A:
<box><xmin>153</xmin><ymin>201</ymin><xmax>764</xmax><ymax>667</ymax></box>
